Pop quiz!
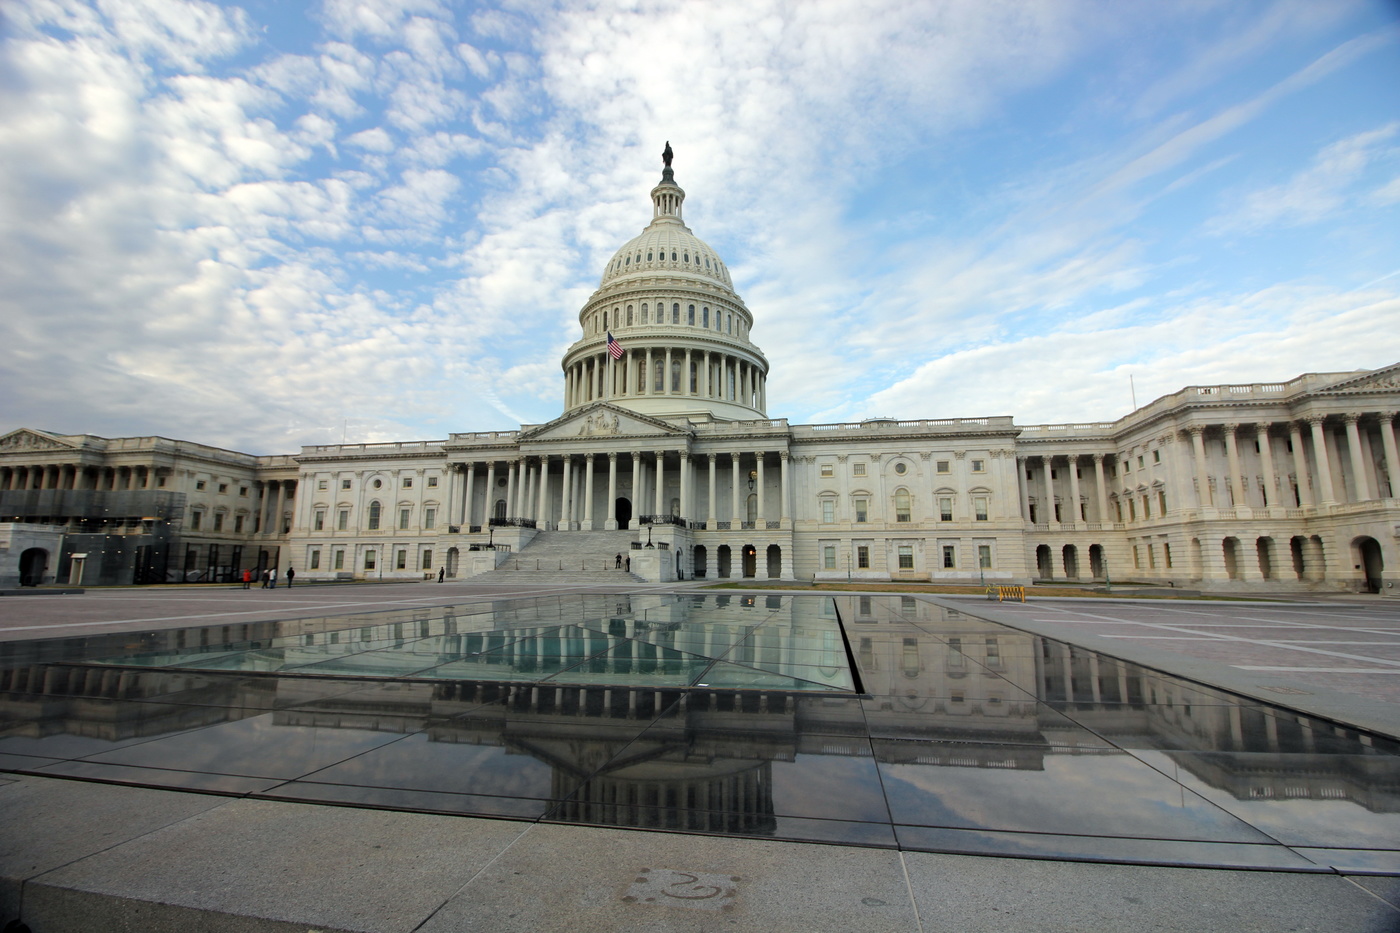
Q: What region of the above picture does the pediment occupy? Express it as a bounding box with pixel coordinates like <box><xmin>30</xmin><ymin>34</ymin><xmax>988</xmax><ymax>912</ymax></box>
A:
<box><xmin>0</xmin><ymin>429</ymin><xmax>79</xmax><ymax>453</ymax></box>
<box><xmin>1322</xmin><ymin>364</ymin><xmax>1400</xmax><ymax>393</ymax></box>
<box><xmin>520</xmin><ymin>403</ymin><xmax>689</xmax><ymax>442</ymax></box>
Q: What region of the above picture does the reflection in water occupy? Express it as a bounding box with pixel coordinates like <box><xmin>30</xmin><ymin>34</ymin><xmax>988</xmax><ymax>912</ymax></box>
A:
<box><xmin>0</xmin><ymin>594</ymin><xmax>1395</xmax><ymax>866</ymax></box>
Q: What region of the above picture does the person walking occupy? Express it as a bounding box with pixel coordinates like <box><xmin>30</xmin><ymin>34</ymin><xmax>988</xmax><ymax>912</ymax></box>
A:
<box><xmin>260</xmin><ymin>568</ymin><xmax>269</xmax><ymax>589</ymax></box>
<box><xmin>438</xmin><ymin>566</ymin><xmax>445</xmax><ymax>583</ymax></box>
<box><xmin>241</xmin><ymin>568</ymin><xmax>252</xmax><ymax>589</ymax></box>
<box><xmin>285</xmin><ymin>566</ymin><xmax>295</xmax><ymax>588</ymax></box>
<box><xmin>615</xmin><ymin>553</ymin><xmax>622</xmax><ymax>569</ymax></box>
<box><xmin>267</xmin><ymin>567</ymin><xmax>277</xmax><ymax>589</ymax></box>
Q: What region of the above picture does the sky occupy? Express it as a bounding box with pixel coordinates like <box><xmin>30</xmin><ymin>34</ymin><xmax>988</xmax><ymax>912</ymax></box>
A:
<box><xmin>2</xmin><ymin>0</ymin><xmax>1399</xmax><ymax>455</ymax></box>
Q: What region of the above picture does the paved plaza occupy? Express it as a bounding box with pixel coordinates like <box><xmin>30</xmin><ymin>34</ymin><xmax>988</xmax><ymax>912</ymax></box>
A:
<box><xmin>2</xmin><ymin>582</ymin><xmax>1398</xmax><ymax>932</ymax></box>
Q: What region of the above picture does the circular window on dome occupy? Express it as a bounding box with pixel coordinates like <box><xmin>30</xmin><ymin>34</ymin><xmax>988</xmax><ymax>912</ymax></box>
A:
<box><xmin>373</xmin><ymin>479</ymin><xmax>383</xmax><ymax>488</ymax></box>
<box><xmin>894</xmin><ymin>462</ymin><xmax>907</xmax><ymax>475</ymax></box>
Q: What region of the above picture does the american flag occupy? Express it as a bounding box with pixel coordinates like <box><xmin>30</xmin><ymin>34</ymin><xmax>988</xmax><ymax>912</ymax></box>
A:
<box><xmin>606</xmin><ymin>331</ymin><xmax>624</xmax><ymax>360</ymax></box>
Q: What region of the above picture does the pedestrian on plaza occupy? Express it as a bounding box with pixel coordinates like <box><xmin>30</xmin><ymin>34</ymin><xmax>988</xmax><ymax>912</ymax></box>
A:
<box><xmin>286</xmin><ymin>566</ymin><xmax>295</xmax><ymax>587</ymax></box>
<box><xmin>438</xmin><ymin>567</ymin><xmax>445</xmax><ymax>583</ymax></box>
<box><xmin>625</xmin><ymin>555</ymin><xmax>631</xmax><ymax>572</ymax></box>
<box><xmin>615</xmin><ymin>553</ymin><xmax>622</xmax><ymax>569</ymax></box>
<box><xmin>267</xmin><ymin>567</ymin><xmax>277</xmax><ymax>589</ymax></box>
<box><xmin>241</xmin><ymin>568</ymin><xmax>252</xmax><ymax>589</ymax></box>
<box><xmin>260</xmin><ymin>568</ymin><xmax>269</xmax><ymax>589</ymax></box>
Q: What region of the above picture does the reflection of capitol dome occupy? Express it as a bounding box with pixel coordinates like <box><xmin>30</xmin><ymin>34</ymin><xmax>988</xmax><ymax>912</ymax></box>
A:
<box><xmin>561</xmin><ymin>151</ymin><xmax>770</xmax><ymax>423</ymax></box>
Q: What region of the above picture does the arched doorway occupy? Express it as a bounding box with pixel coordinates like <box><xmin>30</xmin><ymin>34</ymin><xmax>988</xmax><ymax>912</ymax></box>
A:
<box><xmin>493</xmin><ymin>499</ymin><xmax>506</xmax><ymax>520</ymax></box>
<box><xmin>446</xmin><ymin>547</ymin><xmax>459</xmax><ymax>578</ymax></box>
<box><xmin>693</xmin><ymin>545</ymin><xmax>708</xmax><ymax>578</ymax></box>
<box><xmin>1062</xmin><ymin>544</ymin><xmax>1079</xmax><ymax>579</ymax></box>
<box><xmin>745</xmin><ymin>493</ymin><xmax>757</xmax><ymax>524</ymax></box>
<box><xmin>614</xmin><ymin>497</ymin><xmax>632</xmax><ymax>528</ymax></box>
<box><xmin>19</xmin><ymin>548</ymin><xmax>48</xmax><ymax>587</ymax></box>
<box><xmin>1223</xmin><ymin>537</ymin><xmax>1241</xmax><ymax>580</ymax></box>
<box><xmin>1356</xmin><ymin>537</ymin><xmax>1384</xmax><ymax>593</ymax></box>
<box><xmin>717</xmin><ymin>545</ymin><xmax>732</xmax><ymax>579</ymax></box>
<box><xmin>1290</xmin><ymin>536</ymin><xmax>1307</xmax><ymax>579</ymax></box>
<box><xmin>1088</xmin><ymin>544</ymin><xmax>1104</xmax><ymax>579</ymax></box>
<box><xmin>742</xmin><ymin>545</ymin><xmax>757</xmax><ymax>578</ymax></box>
<box><xmin>1256</xmin><ymin>537</ymin><xmax>1274</xmax><ymax>580</ymax></box>
<box><xmin>1035</xmin><ymin>544</ymin><xmax>1052</xmax><ymax>579</ymax></box>
<box><xmin>766</xmin><ymin>545</ymin><xmax>782</xmax><ymax>579</ymax></box>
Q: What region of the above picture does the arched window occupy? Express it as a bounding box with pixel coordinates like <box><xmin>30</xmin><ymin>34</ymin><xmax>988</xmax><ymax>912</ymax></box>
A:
<box><xmin>671</xmin><ymin>360</ymin><xmax>681</xmax><ymax>392</ymax></box>
<box><xmin>368</xmin><ymin>501</ymin><xmax>381</xmax><ymax>531</ymax></box>
<box><xmin>727</xmin><ymin>312</ymin><xmax>733</xmax><ymax>333</ymax></box>
<box><xmin>641</xmin><ymin>303</ymin><xmax>648</xmax><ymax>324</ymax></box>
<box><xmin>671</xmin><ymin>250</ymin><xmax>676</xmax><ymax>261</ymax></box>
<box><xmin>672</xmin><ymin>303</ymin><xmax>680</xmax><ymax>324</ymax></box>
<box><xmin>626</xmin><ymin>305</ymin><xmax>633</xmax><ymax>326</ymax></box>
<box><xmin>683</xmin><ymin>252</ymin><xmax>689</xmax><ymax>263</ymax></box>
<box><xmin>654</xmin><ymin>360</ymin><xmax>664</xmax><ymax>392</ymax></box>
<box><xmin>603</xmin><ymin>310</ymin><xmax>609</xmax><ymax>330</ymax></box>
<box><xmin>624</xmin><ymin>256</ymin><xmax>629</xmax><ymax>265</ymax></box>
<box><xmin>689</xmin><ymin>361</ymin><xmax>698</xmax><ymax>393</ymax></box>
<box><xmin>703</xmin><ymin>306</ymin><xmax>709</xmax><ymax>328</ymax></box>
<box><xmin>687</xmin><ymin>304</ymin><xmax>695</xmax><ymax>325</ymax></box>
<box><xmin>894</xmin><ymin>489</ymin><xmax>911</xmax><ymax>522</ymax></box>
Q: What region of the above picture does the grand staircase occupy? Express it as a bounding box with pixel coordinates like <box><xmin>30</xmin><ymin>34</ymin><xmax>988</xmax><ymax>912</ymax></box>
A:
<box><xmin>469</xmin><ymin>529</ymin><xmax>643</xmax><ymax>584</ymax></box>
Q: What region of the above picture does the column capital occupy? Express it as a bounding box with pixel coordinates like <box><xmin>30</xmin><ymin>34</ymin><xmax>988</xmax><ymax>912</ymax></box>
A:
<box><xmin>1186</xmin><ymin>425</ymin><xmax>1206</xmax><ymax>438</ymax></box>
<box><xmin>1222</xmin><ymin>422</ymin><xmax>1239</xmax><ymax>434</ymax></box>
<box><xmin>1379</xmin><ymin>410</ymin><xmax>1399</xmax><ymax>421</ymax></box>
<box><xmin>1092</xmin><ymin>452</ymin><xmax>1105</xmax><ymax>464</ymax></box>
<box><xmin>1342</xmin><ymin>413</ymin><xmax>1361</xmax><ymax>426</ymax></box>
<box><xmin>779</xmin><ymin>451</ymin><xmax>789</xmax><ymax>462</ymax></box>
<box><xmin>608</xmin><ymin>451</ymin><xmax>618</xmax><ymax>462</ymax></box>
<box><xmin>584</xmin><ymin>452</ymin><xmax>595</xmax><ymax>463</ymax></box>
<box><xmin>1303</xmin><ymin>414</ymin><xmax>1327</xmax><ymax>427</ymax></box>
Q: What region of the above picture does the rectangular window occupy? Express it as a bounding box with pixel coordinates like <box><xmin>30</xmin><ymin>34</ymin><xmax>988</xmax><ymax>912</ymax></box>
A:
<box><xmin>402</xmin><ymin>477</ymin><xmax>413</xmax><ymax>488</ymax></box>
<box><xmin>1163</xmin><ymin>542</ymin><xmax>1173</xmax><ymax>568</ymax></box>
<box><xmin>974</xmin><ymin>496</ymin><xmax>988</xmax><ymax>521</ymax></box>
<box><xmin>857</xmin><ymin>546</ymin><xmax>870</xmax><ymax>568</ymax></box>
<box><xmin>971</xmin><ymin>459</ymin><xmax>985</xmax><ymax>472</ymax></box>
<box><xmin>978</xmin><ymin>545</ymin><xmax>991</xmax><ymax>569</ymax></box>
<box><xmin>937</xmin><ymin>460</ymin><xmax>950</xmax><ymax>473</ymax></box>
<box><xmin>234</xmin><ymin>515</ymin><xmax>244</xmax><ymax>533</ymax></box>
<box><xmin>190</xmin><ymin>511</ymin><xmax>203</xmax><ymax>530</ymax></box>
<box><xmin>854</xmin><ymin>498</ymin><xmax>868</xmax><ymax>523</ymax></box>
<box><xmin>898</xmin><ymin>545</ymin><xmax>913</xmax><ymax>569</ymax></box>
<box><xmin>853</xmin><ymin>462</ymin><xmax>866</xmax><ymax>476</ymax></box>
<box><xmin>341</xmin><ymin>479</ymin><xmax>351</xmax><ymax>489</ymax></box>
<box><xmin>314</xmin><ymin>510</ymin><xmax>325</xmax><ymax>531</ymax></box>
<box><xmin>424</xmin><ymin>508</ymin><xmax>436</xmax><ymax>530</ymax></box>
<box><xmin>428</xmin><ymin>476</ymin><xmax>438</xmax><ymax>488</ymax></box>
<box><xmin>396</xmin><ymin>549</ymin><xmax>407</xmax><ymax>570</ymax></box>
<box><xmin>333</xmin><ymin>549</ymin><xmax>345</xmax><ymax>570</ymax></box>
<box><xmin>364</xmin><ymin>550</ymin><xmax>376</xmax><ymax>570</ymax></box>
<box><xmin>1132</xmin><ymin>545</ymin><xmax>1140</xmax><ymax>569</ymax></box>
<box><xmin>1147</xmin><ymin>543</ymin><xmax>1156</xmax><ymax>568</ymax></box>
<box><xmin>421</xmin><ymin>549</ymin><xmax>432</xmax><ymax>570</ymax></box>
<box><xmin>820</xmin><ymin>464</ymin><xmax>833</xmax><ymax>478</ymax></box>
<box><xmin>1137</xmin><ymin>455</ymin><xmax>1145</xmax><ymax>469</ymax></box>
<box><xmin>213</xmin><ymin>513</ymin><xmax>224</xmax><ymax>532</ymax></box>
<box><xmin>318</xmin><ymin>479</ymin><xmax>328</xmax><ymax>490</ymax></box>
<box><xmin>943</xmin><ymin>545</ymin><xmax>956</xmax><ymax>568</ymax></box>
<box><xmin>309</xmin><ymin>549</ymin><xmax>321</xmax><ymax>570</ymax></box>
<box><xmin>939</xmin><ymin>497</ymin><xmax>953</xmax><ymax>522</ymax></box>
<box><xmin>239</xmin><ymin>486</ymin><xmax>248</xmax><ymax>496</ymax></box>
<box><xmin>823</xmin><ymin>546</ymin><xmax>836</xmax><ymax>570</ymax></box>
<box><xmin>195</xmin><ymin>480</ymin><xmax>206</xmax><ymax>490</ymax></box>
<box><xmin>821</xmin><ymin>499</ymin><xmax>835</xmax><ymax>523</ymax></box>
<box><xmin>337</xmin><ymin>510</ymin><xmax>348</xmax><ymax>531</ymax></box>
<box><xmin>399</xmin><ymin>508</ymin><xmax>410</xmax><ymax>529</ymax></box>
<box><xmin>1157</xmin><ymin>490</ymin><xmax>1167</xmax><ymax>514</ymax></box>
<box><xmin>1153</xmin><ymin>450</ymin><xmax>1161</xmax><ymax>463</ymax></box>
<box><xmin>218</xmin><ymin>483</ymin><xmax>228</xmax><ymax>493</ymax></box>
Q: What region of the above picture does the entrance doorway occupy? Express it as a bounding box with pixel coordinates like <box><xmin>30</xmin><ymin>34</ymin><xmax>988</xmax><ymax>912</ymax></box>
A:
<box><xmin>19</xmin><ymin>548</ymin><xmax>48</xmax><ymax>587</ymax></box>
<box><xmin>742</xmin><ymin>545</ymin><xmax>757</xmax><ymax>578</ymax></box>
<box><xmin>1357</xmin><ymin>537</ymin><xmax>1384</xmax><ymax>593</ymax></box>
<box><xmin>615</xmin><ymin>497</ymin><xmax>632</xmax><ymax>528</ymax></box>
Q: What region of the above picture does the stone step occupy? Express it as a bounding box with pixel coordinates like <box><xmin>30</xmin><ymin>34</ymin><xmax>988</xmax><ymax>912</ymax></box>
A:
<box><xmin>467</xmin><ymin>569</ymin><xmax>643</xmax><ymax>585</ymax></box>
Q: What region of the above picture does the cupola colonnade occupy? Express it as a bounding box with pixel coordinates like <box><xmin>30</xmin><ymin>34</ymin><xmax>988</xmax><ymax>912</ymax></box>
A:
<box><xmin>565</xmin><ymin>345</ymin><xmax>767</xmax><ymax>412</ymax></box>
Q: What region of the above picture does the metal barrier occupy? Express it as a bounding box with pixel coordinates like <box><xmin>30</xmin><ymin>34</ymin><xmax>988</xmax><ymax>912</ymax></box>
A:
<box><xmin>985</xmin><ymin>585</ymin><xmax>1026</xmax><ymax>603</ymax></box>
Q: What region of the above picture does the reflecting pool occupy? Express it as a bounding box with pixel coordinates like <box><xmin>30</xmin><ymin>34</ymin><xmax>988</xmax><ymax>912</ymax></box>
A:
<box><xmin>1</xmin><ymin>593</ymin><xmax>1396</xmax><ymax>873</ymax></box>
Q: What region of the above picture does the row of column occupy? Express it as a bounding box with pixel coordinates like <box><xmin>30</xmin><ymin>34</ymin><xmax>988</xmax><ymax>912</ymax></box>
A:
<box><xmin>564</xmin><ymin>346</ymin><xmax>767</xmax><ymax>411</ymax></box>
<box><xmin>446</xmin><ymin>450</ymin><xmax>791</xmax><ymax>530</ymax></box>
<box><xmin>1018</xmin><ymin>453</ymin><xmax>1113</xmax><ymax>526</ymax></box>
<box><xmin>254</xmin><ymin>480</ymin><xmax>296</xmax><ymax>537</ymax></box>
<box><xmin>0</xmin><ymin>464</ymin><xmax>165</xmax><ymax>491</ymax></box>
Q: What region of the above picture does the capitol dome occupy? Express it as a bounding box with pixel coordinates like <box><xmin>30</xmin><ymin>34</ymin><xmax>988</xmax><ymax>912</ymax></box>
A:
<box><xmin>560</xmin><ymin>149</ymin><xmax>769</xmax><ymax>424</ymax></box>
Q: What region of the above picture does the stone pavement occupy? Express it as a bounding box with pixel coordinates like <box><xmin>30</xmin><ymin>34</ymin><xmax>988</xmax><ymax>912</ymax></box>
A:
<box><xmin>1</xmin><ymin>583</ymin><xmax>1398</xmax><ymax>933</ymax></box>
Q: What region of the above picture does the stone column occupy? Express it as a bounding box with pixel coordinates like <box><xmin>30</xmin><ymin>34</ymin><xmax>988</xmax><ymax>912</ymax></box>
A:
<box><xmin>1067</xmin><ymin>455</ymin><xmax>1082</xmax><ymax>525</ymax></box>
<box><xmin>1223</xmin><ymin>424</ymin><xmax>1243</xmax><ymax>508</ymax></box>
<box><xmin>644</xmin><ymin>349</ymin><xmax>653</xmax><ymax>395</ymax></box>
<box><xmin>532</xmin><ymin>458</ymin><xmax>545</xmax><ymax>528</ymax></box>
<box><xmin>1188</xmin><ymin>427</ymin><xmax>1211</xmax><ymax>508</ymax></box>
<box><xmin>484</xmin><ymin>461</ymin><xmax>497</xmax><ymax>523</ymax></box>
<box><xmin>779</xmin><ymin>452</ymin><xmax>791</xmax><ymax>526</ymax></box>
<box><xmin>707</xmin><ymin>454</ymin><xmax>717</xmax><ymax>526</ymax></box>
<box><xmin>1256</xmin><ymin>425</ymin><xmax>1276</xmax><ymax>509</ymax></box>
<box><xmin>561</xmin><ymin>456</ymin><xmax>573</xmax><ymax>529</ymax></box>
<box><xmin>703</xmin><ymin>351</ymin><xmax>712</xmax><ymax>398</ymax></box>
<box><xmin>272</xmin><ymin>481</ymin><xmax>287</xmax><ymax>536</ymax></box>
<box><xmin>445</xmin><ymin>463</ymin><xmax>457</xmax><ymax>527</ymax></box>
<box><xmin>1093</xmin><ymin>454</ymin><xmax>1109</xmax><ymax>523</ymax></box>
<box><xmin>505</xmin><ymin>461</ymin><xmax>517</xmax><ymax>519</ymax></box>
<box><xmin>583</xmin><ymin>454</ymin><xmax>596</xmax><ymax>529</ymax></box>
<box><xmin>631</xmin><ymin>452</ymin><xmax>643</xmax><ymax>528</ymax></box>
<box><xmin>730</xmin><ymin>452</ymin><xmax>742</xmax><ymax>524</ymax></box>
<box><xmin>664</xmin><ymin>348</ymin><xmax>673</xmax><ymax>394</ymax></box>
<box><xmin>679</xmin><ymin>453</ymin><xmax>690</xmax><ymax>520</ymax></box>
<box><xmin>1041</xmin><ymin>455</ymin><xmax>1056</xmax><ymax>525</ymax></box>
<box><xmin>654</xmin><ymin>450</ymin><xmax>665</xmax><ymax>516</ymax></box>
<box><xmin>756</xmin><ymin>452</ymin><xmax>766</xmax><ymax>524</ymax></box>
<box><xmin>1017</xmin><ymin>457</ymin><xmax>1031</xmax><ymax>522</ymax></box>
<box><xmin>605</xmin><ymin>453</ymin><xmax>618</xmax><ymax>530</ymax></box>
<box><xmin>1308</xmin><ymin>416</ymin><xmax>1337</xmax><ymax>505</ymax></box>
<box><xmin>1379</xmin><ymin>412</ymin><xmax>1400</xmax><ymax>499</ymax></box>
<box><xmin>257</xmin><ymin>481</ymin><xmax>272</xmax><ymax>535</ymax></box>
<box><xmin>1289</xmin><ymin>423</ymin><xmax>1313</xmax><ymax>507</ymax></box>
<box><xmin>1344</xmin><ymin>414</ymin><xmax>1372</xmax><ymax>501</ymax></box>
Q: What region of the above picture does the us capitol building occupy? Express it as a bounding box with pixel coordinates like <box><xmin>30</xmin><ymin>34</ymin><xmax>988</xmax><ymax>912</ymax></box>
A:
<box><xmin>2</xmin><ymin>152</ymin><xmax>1398</xmax><ymax>593</ymax></box>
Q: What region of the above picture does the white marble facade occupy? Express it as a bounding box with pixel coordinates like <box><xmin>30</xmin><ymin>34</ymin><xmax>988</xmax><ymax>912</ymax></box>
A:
<box><xmin>3</xmin><ymin>159</ymin><xmax>1398</xmax><ymax>592</ymax></box>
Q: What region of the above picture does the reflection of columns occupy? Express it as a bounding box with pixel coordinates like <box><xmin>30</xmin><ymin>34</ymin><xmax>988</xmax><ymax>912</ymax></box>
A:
<box><xmin>1308</xmin><ymin>416</ymin><xmax>1337</xmax><ymax>505</ymax></box>
<box><xmin>1041</xmin><ymin>455</ymin><xmax>1056</xmax><ymax>525</ymax></box>
<box><xmin>706</xmin><ymin>454</ymin><xmax>717</xmax><ymax>526</ymax></box>
<box><xmin>730</xmin><ymin>452</ymin><xmax>741</xmax><ymax>523</ymax></box>
<box><xmin>605</xmin><ymin>453</ymin><xmax>618</xmax><ymax>530</ymax></box>
<box><xmin>1256</xmin><ymin>425</ymin><xmax>1275</xmax><ymax>508</ymax></box>
<box><xmin>654</xmin><ymin>450</ymin><xmax>665</xmax><ymax>515</ymax></box>
<box><xmin>1379</xmin><ymin>412</ymin><xmax>1400</xmax><ymax>499</ymax></box>
<box><xmin>1093</xmin><ymin>454</ymin><xmax>1108</xmax><ymax>523</ymax></box>
<box><xmin>756</xmin><ymin>452</ymin><xmax>766</xmax><ymax>523</ymax></box>
<box><xmin>1188</xmin><ymin>427</ymin><xmax>1210</xmax><ymax>508</ymax></box>
<box><xmin>1067</xmin><ymin>455</ymin><xmax>1082</xmax><ymax>524</ymax></box>
<box><xmin>779</xmin><ymin>452</ymin><xmax>791</xmax><ymax>525</ymax></box>
<box><xmin>584</xmin><ymin>454</ymin><xmax>595</xmax><ymax>528</ymax></box>
<box><xmin>1289</xmin><ymin>423</ymin><xmax>1313</xmax><ymax>507</ymax></box>
<box><xmin>1343</xmin><ymin>415</ymin><xmax>1371</xmax><ymax>501</ymax></box>
<box><xmin>1223</xmin><ymin>424</ymin><xmax>1242</xmax><ymax>507</ymax></box>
